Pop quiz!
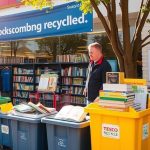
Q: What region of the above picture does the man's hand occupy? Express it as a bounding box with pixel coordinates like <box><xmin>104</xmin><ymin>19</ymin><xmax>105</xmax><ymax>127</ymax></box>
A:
<box><xmin>83</xmin><ymin>88</ymin><xmax>87</xmax><ymax>97</ymax></box>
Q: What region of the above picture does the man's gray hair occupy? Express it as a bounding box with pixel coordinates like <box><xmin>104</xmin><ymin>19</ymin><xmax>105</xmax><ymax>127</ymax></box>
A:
<box><xmin>88</xmin><ymin>42</ymin><xmax>102</xmax><ymax>51</ymax></box>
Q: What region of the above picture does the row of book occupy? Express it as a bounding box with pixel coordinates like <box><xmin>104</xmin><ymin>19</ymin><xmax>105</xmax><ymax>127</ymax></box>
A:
<box><xmin>0</xmin><ymin>56</ymin><xmax>42</xmax><ymax>64</ymax></box>
<box><xmin>62</xmin><ymin>78</ymin><xmax>84</xmax><ymax>85</ymax></box>
<box><xmin>61</xmin><ymin>95</ymin><xmax>86</xmax><ymax>104</ymax></box>
<box><xmin>36</xmin><ymin>68</ymin><xmax>56</xmax><ymax>75</ymax></box>
<box><xmin>0</xmin><ymin>56</ymin><xmax>24</xmax><ymax>64</ymax></box>
<box><xmin>13</xmin><ymin>67</ymin><xmax>34</xmax><ymax>74</ymax></box>
<box><xmin>61</xmin><ymin>67</ymin><xmax>88</xmax><ymax>77</ymax></box>
<box><xmin>70</xmin><ymin>87</ymin><xmax>84</xmax><ymax>95</ymax></box>
<box><xmin>56</xmin><ymin>54</ymin><xmax>89</xmax><ymax>62</ymax></box>
<box><xmin>13</xmin><ymin>76</ymin><xmax>33</xmax><ymax>83</ymax></box>
<box><xmin>13</xmin><ymin>98</ymin><xmax>28</xmax><ymax>105</ymax></box>
<box><xmin>13</xmin><ymin>83</ymin><xmax>34</xmax><ymax>91</ymax></box>
<box><xmin>13</xmin><ymin>91</ymin><xmax>29</xmax><ymax>99</ymax></box>
<box><xmin>39</xmin><ymin>94</ymin><xmax>54</xmax><ymax>101</ymax></box>
<box><xmin>70</xmin><ymin>96</ymin><xmax>86</xmax><ymax>104</ymax></box>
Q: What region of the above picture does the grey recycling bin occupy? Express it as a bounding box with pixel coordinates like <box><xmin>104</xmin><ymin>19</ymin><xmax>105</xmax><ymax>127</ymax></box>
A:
<box><xmin>8</xmin><ymin>114</ymin><xmax>48</xmax><ymax>150</ymax></box>
<box><xmin>42</xmin><ymin>117</ymin><xmax>91</xmax><ymax>150</ymax></box>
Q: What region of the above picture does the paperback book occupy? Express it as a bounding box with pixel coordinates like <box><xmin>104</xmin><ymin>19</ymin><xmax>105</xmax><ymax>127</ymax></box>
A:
<box><xmin>54</xmin><ymin>105</ymin><xmax>87</xmax><ymax>122</ymax></box>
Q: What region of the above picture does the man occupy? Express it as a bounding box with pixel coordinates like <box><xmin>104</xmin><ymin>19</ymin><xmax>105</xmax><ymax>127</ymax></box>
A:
<box><xmin>83</xmin><ymin>42</ymin><xmax>112</xmax><ymax>103</ymax></box>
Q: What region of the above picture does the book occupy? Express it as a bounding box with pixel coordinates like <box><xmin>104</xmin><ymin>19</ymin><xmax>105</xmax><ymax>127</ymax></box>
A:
<box><xmin>132</xmin><ymin>85</ymin><xmax>147</xmax><ymax>110</ymax></box>
<box><xmin>99</xmin><ymin>96</ymin><xmax>134</xmax><ymax>102</ymax></box>
<box><xmin>13</xmin><ymin>103</ymin><xmax>35</xmax><ymax>113</ymax></box>
<box><xmin>99</xmin><ymin>101</ymin><xmax>133</xmax><ymax>108</ymax></box>
<box><xmin>132</xmin><ymin>103</ymin><xmax>141</xmax><ymax>111</ymax></box>
<box><xmin>100</xmin><ymin>91</ymin><xmax>135</xmax><ymax>98</ymax></box>
<box><xmin>38</xmin><ymin>73</ymin><xmax>58</xmax><ymax>92</ymax></box>
<box><xmin>28</xmin><ymin>102</ymin><xmax>56</xmax><ymax>114</ymax></box>
<box><xmin>14</xmin><ymin>102</ymin><xmax>56</xmax><ymax>114</ymax></box>
<box><xmin>73</xmin><ymin>78</ymin><xmax>84</xmax><ymax>85</ymax></box>
<box><xmin>99</xmin><ymin>99</ymin><xmax>134</xmax><ymax>105</ymax></box>
<box><xmin>103</xmin><ymin>84</ymin><xmax>132</xmax><ymax>92</ymax></box>
<box><xmin>38</xmin><ymin>74</ymin><xmax>49</xmax><ymax>91</ymax></box>
<box><xmin>54</xmin><ymin>105</ymin><xmax>87</xmax><ymax>122</ymax></box>
<box><xmin>48</xmin><ymin>74</ymin><xmax>58</xmax><ymax>92</ymax></box>
<box><xmin>106</xmin><ymin>72</ymin><xmax>124</xmax><ymax>84</ymax></box>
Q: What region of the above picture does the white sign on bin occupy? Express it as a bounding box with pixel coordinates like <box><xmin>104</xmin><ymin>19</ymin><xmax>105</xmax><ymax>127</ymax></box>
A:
<box><xmin>102</xmin><ymin>124</ymin><xmax>120</xmax><ymax>139</ymax></box>
<box><xmin>1</xmin><ymin>125</ymin><xmax>9</xmax><ymax>134</ymax></box>
<box><xmin>142</xmin><ymin>123</ymin><xmax>149</xmax><ymax>140</ymax></box>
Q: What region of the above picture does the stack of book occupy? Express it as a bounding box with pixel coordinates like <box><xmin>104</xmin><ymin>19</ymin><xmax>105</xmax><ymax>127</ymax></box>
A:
<box><xmin>12</xmin><ymin>102</ymin><xmax>57</xmax><ymax>118</ymax></box>
<box><xmin>132</xmin><ymin>103</ymin><xmax>141</xmax><ymax>111</ymax></box>
<box><xmin>99</xmin><ymin>84</ymin><xmax>135</xmax><ymax>112</ymax></box>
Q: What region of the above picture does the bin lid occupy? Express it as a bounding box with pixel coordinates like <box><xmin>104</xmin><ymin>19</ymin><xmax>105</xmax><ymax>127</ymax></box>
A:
<box><xmin>41</xmin><ymin>117</ymin><xmax>90</xmax><ymax>128</ymax></box>
<box><xmin>0</xmin><ymin>113</ymin><xmax>11</xmax><ymax>119</ymax></box>
<box><xmin>0</xmin><ymin>97</ymin><xmax>11</xmax><ymax>104</ymax></box>
<box><xmin>7</xmin><ymin>113</ymin><xmax>47</xmax><ymax>123</ymax></box>
<box><xmin>85</xmin><ymin>103</ymin><xmax>150</xmax><ymax>119</ymax></box>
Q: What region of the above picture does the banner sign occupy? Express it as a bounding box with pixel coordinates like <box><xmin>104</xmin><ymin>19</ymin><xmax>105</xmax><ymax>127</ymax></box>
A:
<box><xmin>0</xmin><ymin>1</ymin><xmax>93</xmax><ymax>41</ymax></box>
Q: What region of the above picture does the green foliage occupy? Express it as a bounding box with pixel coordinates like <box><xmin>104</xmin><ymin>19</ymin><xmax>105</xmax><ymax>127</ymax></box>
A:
<box><xmin>77</xmin><ymin>0</ymin><xmax>102</xmax><ymax>14</ymax></box>
<box><xmin>22</xmin><ymin>0</ymin><xmax>53</xmax><ymax>9</ymax></box>
<box><xmin>141</xmin><ymin>4</ymin><xmax>150</xmax><ymax>13</ymax></box>
<box><xmin>77</xmin><ymin>0</ymin><xmax>92</xmax><ymax>14</ymax></box>
<box><xmin>22</xmin><ymin>0</ymin><xmax>110</xmax><ymax>14</ymax></box>
<box><xmin>102</xmin><ymin>0</ymin><xmax>110</xmax><ymax>4</ymax></box>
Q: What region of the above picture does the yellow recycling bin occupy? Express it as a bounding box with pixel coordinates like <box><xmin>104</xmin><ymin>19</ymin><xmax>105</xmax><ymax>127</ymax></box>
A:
<box><xmin>85</xmin><ymin>103</ymin><xmax>150</xmax><ymax>150</ymax></box>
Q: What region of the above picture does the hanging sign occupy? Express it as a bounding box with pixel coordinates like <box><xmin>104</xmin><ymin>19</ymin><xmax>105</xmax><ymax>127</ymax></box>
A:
<box><xmin>0</xmin><ymin>1</ymin><xmax>93</xmax><ymax>41</ymax></box>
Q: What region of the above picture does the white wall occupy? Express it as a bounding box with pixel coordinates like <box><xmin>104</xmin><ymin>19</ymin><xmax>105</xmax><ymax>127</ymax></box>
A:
<box><xmin>96</xmin><ymin>0</ymin><xmax>141</xmax><ymax>17</ymax></box>
<box><xmin>142</xmin><ymin>11</ymin><xmax>150</xmax><ymax>82</ymax></box>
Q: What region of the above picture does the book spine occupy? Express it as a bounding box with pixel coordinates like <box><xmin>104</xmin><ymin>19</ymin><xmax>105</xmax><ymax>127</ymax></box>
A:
<box><xmin>100</xmin><ymin>97</ymin><xmax>129</xmax><ymax>102</ymax></box>
<box><xmin>100</xmin><ymin>91</ymin><xmax>134</xmax><ymax>98</ymax></box>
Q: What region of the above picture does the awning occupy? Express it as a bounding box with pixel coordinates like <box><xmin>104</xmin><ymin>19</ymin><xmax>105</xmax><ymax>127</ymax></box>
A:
<box><xmin>0</xmin><ymin>1</ymin><xmax>93</xmax><ymax>41</ymax></box>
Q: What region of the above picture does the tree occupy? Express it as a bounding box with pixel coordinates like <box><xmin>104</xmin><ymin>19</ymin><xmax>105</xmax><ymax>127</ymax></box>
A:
<box><xmin>10</xmin><ymin>41</ymin><xmax>20</xmax><ymax>57</ymax></box>
<box><xmin>36</xmin><ymin>34</ymin><xmax>87</xmax><ymax>61</ymax></box>
<box><xmin>59</xmin><ymin>34</ymin><xmax>87</xmax><ymax>55</ymax></box>
<box><xmin>36</xmin><ymin>37</ymin><xmax>59</xmax><ymax>61</ymax></box>
<box><xmin>23</xmin><ymin>0</ymin><xmax>150</xmax><ymax>77</ymax></box>
<box><xmin>92</xmin><ymin>34</ymin><xmax>116</xmax><ymax>58</ymax></box>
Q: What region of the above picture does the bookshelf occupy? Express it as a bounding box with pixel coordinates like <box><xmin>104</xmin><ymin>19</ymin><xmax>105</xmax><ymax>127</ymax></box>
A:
<box><xmin>12</xmin><ymin>64</ymin><xmax>35</xmax><ymax>105</ymax></box>
<box><xmin>0</xmin><ymin>60</ymin><xmax>89</xmax><ymax>107</ymax></box>
<box><xmin>60</xmin><ymin>62</ymin><xmax>88</xmax><ymax>106</ymax></box>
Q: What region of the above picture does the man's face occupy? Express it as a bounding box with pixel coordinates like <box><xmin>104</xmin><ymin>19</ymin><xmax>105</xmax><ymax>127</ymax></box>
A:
<box><xmin>88</xmin><ymin>46</ymin><xmax>102</xmax><ymax>61</ymax></box>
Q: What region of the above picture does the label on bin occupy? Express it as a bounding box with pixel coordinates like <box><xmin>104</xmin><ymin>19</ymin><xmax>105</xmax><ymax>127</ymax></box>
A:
<box><xmin>56</xmin><ymin>137</ymin><xmax>67</xmax><ymax>148</ymax></box>
<box><xmin>102</xmin><ymin>124</ymin><xmax>120</xmax><ymax>139</ymax></box>
<box><xmin>142</xmin><ymin>123</ymin><xmax>149</xmax><ymax>140</ymax></box>
<box><xmin>1</xmin><ymin>125</ymin><xmax>9</xmax><ymax>134</ymax></box>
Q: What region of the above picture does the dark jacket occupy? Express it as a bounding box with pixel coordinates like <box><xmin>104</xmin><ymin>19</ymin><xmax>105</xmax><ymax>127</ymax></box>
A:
<box><xmin>87</xmin><ymin>58</ymin><xmax>112</xmax><ymax>102</ymax></box>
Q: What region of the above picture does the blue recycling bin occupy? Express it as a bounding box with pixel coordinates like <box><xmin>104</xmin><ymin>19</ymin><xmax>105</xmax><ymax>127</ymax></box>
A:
<box><xmin>0</xmin><ymin>114</ymin><xmax>12</xmax><ymax>148</ymax></box>
<box><xmin>8</xmin><ymin>114</ymin><xmax>48</xmax><ymax>150</ymax></box>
